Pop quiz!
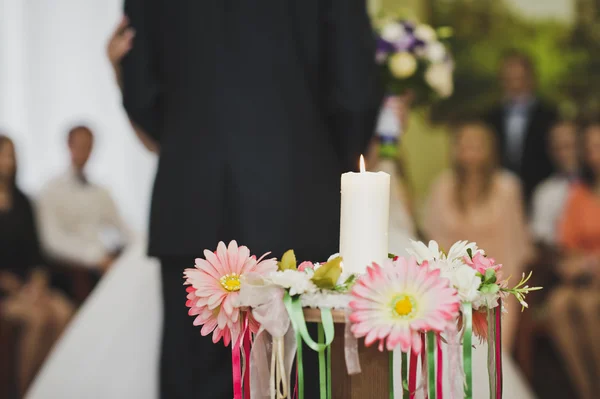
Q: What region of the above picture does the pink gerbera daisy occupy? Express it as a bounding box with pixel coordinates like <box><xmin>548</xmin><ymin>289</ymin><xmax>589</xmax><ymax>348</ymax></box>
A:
<box><xmin>349</xmin><ymin>257</ymin><xmax>460</xmax><ymax>354</ymax></box>
<box><xmin>184</xmin><ymin>241</ymin><xmax>277</xmax><ymax>346</ymax></box>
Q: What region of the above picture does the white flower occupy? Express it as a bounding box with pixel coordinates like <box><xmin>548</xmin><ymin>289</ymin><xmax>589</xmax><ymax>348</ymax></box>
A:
<box><xmin>446</xmin><ymin>240</ymin><xmax>479</xmax><ymax>261</ymax></box>
<box><xmin>425</xmin><ymin>63</ymin><xmax>454</xmax><ymax>98</ymax></box>
<box><xmin>268</xmin><ymin>270</ymin><xmax>316</xmax><ymax>296</ymax></box>
<box><xmin>381</xmin><ymin>23</ymin><xmax>406</xmax><ymax>43</ymax></box>
<box><xmin>406</xmin><ymin>240</ymin><xmax>442</xmax><ymax>263</ymax></box>
<box><xmin>389</xmin><ymin>52</ymin><xmax>417</xmax><ymax>78</ymax></box>
<box><xmin>449</xmin><ymin>265</ymin><xmax>481</xmax><ymax>302</ymax></box>
<box><xmin>414</xmin><ymin>24</ymin><xmax>437</xmax><ymax>43</ymax></box>
<box><xmin>473</xmin><ymin>291</ymin><xmax>500</xmax><ymax>310</ymax></box>
<box><xmin>426</xmin><ymin>41</ymin><xmax>446</xmax><ymax>63</ymax></box>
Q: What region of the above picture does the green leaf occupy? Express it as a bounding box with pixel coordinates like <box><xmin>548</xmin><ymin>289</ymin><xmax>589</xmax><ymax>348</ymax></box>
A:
<box><xmin>484</xmin><ymin>268</ymin><xmax>497</xmax><ymax>284</ymax></box>
<box><xmin>278</xmin><ymin>250</ymin><xmax>297</xmax><ymax>271</ymax></box>
<box><xmin>388</xmin><ymin>253</ymin><xmax>397</xmax><ymax>259</ymax></box>
<box><xmin>343</xmin><ymin>274</ymin><xmax>357</xmax><ymax>286</ymax></box>
<box><xmin>466</xmin><ymin>248</ymin><xmax>473</xmax><ymax>259</ymax></box>
<box><xmin>311</xmin><ymin>257</ymin><xmax>343</xmax><ymax>290</ymax></box>
<box><xmin>480</xmin><ymin>283</ymin><xmax>500</xmax><ymax>295</ymax></box>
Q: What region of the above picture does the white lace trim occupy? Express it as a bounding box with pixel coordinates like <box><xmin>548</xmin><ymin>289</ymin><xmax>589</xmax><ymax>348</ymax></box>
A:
<box><xmin>299</xmin><ymin>291</ymin><xmax>352</xmax><ymax>309</ymax></box>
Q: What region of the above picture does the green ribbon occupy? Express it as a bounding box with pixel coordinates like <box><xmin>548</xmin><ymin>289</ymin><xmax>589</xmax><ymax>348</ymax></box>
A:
<box><xmin>401</xmin><ymin>352</ymin><xmax>408</xmax><ymax>397</ymax></box>
<box><xmin>487</xmin><ymin>307</ymin><xmax>497</xmax><ymax>399</ymax></box>
<box><xmin>296</xmin><ymin>329</ymin><xmax>304</xmax><ymax>399</ymax></box>
<box><xmin>462</xmin><ymin>302</ymin><xmax>473</xmax><ymax>399</ymax></box>
<box><xmin>427</xmin><ymin>332</ymin><xmax>436</xmax><ymax>399</ymax></box>
<box><xmin>283</xmin><ymin>292</ymin><xmax>335</xmax><ymax>399</ymax></box>
<box><xmin>318</xmin><ymin>324</ymin><xmax>326</xmax><ymax>399</ymax></box>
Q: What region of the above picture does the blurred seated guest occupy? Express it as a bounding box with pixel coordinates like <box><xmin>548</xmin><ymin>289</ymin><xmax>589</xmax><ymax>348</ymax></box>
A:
<box><xmin>485</xmin><ymin>50</ymin><xmax>557</xmax><ymax>206</ymax></box>
<box><xmin>548</xmin><ymin>122</ymin><xmax>600</xmax><ymax>399</ymax></box>
<box><xmin>0</xmin><ymin>134</ymin><xmax>74</xmax><ymax>395</ymax></box>
<box><xmin>38</xmin><ymin>126</ymin><xmax>131</xmax><ymax>274</ymax></box>
<box><xmin>531</xmin><ymin>121</ymin><xmax>579</xmax><ymax>246</ymax></box>
<box><xmin>423</xmin><ymin>121</ymin><xmax>532</xmax><ymax>353</ymax></box>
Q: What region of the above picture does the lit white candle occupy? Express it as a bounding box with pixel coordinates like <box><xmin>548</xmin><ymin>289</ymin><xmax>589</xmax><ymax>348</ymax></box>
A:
<box><xmin>339</xmin><ymin>155</ymin><xmax>390</xmax><ymax>275</ymax></box>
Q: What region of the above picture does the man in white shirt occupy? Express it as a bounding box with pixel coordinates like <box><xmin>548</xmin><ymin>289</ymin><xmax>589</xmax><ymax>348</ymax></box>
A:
<box><xmin>38</xmin><ymin>126</ymin><xmax>130</xmax><ymax>272</ymax></box>
<box><xmin>531</xmin><ymin>121</ymin><xmax>579</xmax><ymax>245</ymax></box>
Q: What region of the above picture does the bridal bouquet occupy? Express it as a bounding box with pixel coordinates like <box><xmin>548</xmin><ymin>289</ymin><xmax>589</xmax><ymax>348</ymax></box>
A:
<box><xmin>374</xmin><ymin>20</ymin><xmax>454</xmax><ymax>158</ymax></box>
<box><xmin>183</xmin><ymin>240</ymin><xmax>540</xmax><ymax>399</ymax></box>
<box><xmin>376</xmin><ymin>20</ymin><xmax>454</xmax><ymax>102</ymax></box>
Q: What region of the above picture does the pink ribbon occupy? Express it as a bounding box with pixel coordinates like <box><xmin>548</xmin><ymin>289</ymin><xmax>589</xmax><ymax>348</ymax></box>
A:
<box><xmin>408</xmin><ymin>348</ymin><xmax>418</xmax><ymax>399</ymax></box>
<box><xmin>233</xmin><ymin>339</ymin><xmax>243</xmax><ymax>399</ymax></box>
<box><xmin>495</xmin><ymin>303</ymin><xmax>503</xmax><ymax>398</ymax></box>
<box><xmin>243</xmin><ymin>327</ymin><xmax>252</xmax><ymax>399</ymax></box>
<box><xmin>421</xmin><ymin>334</ymin><xmax>428</xmax><ymax>399</ymax></box>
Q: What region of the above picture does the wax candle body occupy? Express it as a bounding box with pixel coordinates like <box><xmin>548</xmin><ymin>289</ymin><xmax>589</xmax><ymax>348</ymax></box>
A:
<box><xmin>339</xmin><ymin>171</ymin><xmax>390</xmax><ymax>275</ymax></box>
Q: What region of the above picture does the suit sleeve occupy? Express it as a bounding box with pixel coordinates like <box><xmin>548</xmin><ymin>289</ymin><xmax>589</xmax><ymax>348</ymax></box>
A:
<box><xmin>322</xmin><ymin>0</ymin><xmax>383</xmax><ymax>171</ymax></box>
<box><xmin>122</xmin><ymin>0</ymin><xmax>163</xmax><ymax>142</ymax></box>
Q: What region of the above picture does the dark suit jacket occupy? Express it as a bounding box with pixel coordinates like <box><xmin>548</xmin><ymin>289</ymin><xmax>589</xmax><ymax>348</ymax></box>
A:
<box><xmin>485</xmin><ymin>100</ymin><xmax>557</xmax><ymax>206</ymax></box>
<box><xmin>121</xmin><ymin>0</ymin><xmax>382</xmax><ymax>261</ymax></box>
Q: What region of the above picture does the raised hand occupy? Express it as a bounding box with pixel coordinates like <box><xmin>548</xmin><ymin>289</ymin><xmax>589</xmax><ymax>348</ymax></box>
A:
<box><xmin>107</xmin><ymin>16</ymin><xmax>135</xmax><ymax>68</ymax></box>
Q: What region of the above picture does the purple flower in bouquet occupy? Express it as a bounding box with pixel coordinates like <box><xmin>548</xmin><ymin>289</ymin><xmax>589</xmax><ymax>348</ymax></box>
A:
<box><xmin>375</xmin><ymin>19</ymin><xmax>454</xmax><ymax>102</ymax></box>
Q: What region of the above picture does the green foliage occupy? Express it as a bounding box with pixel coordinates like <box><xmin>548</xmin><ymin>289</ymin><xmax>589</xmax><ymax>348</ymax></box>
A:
<box><xmin>374</xmin><ymin>0</ymin><xmax>598</xmax><ymax>122</ymax></box>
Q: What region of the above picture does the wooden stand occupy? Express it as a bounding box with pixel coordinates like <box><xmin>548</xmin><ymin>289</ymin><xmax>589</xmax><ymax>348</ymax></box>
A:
<box><xmin>304</xmin><ymin>308</ymin><xmax>390</xmax><ymax>399</ymax></box>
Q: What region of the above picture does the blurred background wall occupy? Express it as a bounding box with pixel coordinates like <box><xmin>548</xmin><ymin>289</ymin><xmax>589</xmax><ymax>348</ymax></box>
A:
<box><xmin>0</xmin><ymin>0</ymin><xmax>157</xmax><ymax>234</ymax></box>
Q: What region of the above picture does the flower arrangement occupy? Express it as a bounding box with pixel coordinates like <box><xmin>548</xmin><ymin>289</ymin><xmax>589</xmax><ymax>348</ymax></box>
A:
<box><xmin>183</xmin><ymin>240</ymin><xmax>540</xmax><ymax>399</ymax></box>
<box><xmin>374</xmin><ymin>20</ymin><xmax>454</xmax><ymax>159</ymax></box>
<box><xmin>376</xmin><ymin>20</ymin><xmax>454</xmax><ymax>103</ymax></box>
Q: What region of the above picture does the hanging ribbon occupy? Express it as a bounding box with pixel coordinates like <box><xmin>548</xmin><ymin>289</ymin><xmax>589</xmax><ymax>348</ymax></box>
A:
<box><xmin>421</xmin><ymin>334</ymin><xmax>428</xmax><ymax>399</ymax></box>
<box><xmin>487</xmin><ymin>308</ymin><xmax>497</xmax><ymax>399</ymax></box>
<box><xmin>243</xmin><ymin>325</ymin><xmax>252</xmax><ymax>399</ymax></box>
<box><xmin>295</xmin><ymin>329</ymin><xmax>304</xmax><ymax>399</ymax></box>
<box><xmin>283</xmin><ymin>292</ymin><xmax>335</xmax><ymax>399</ymax></box>
<box><xmin>408</xmin><ymin>349</ymin><xmax>418</xmax><ymax>399</ymax></box>
<box><xmin>327</xmin><ymin>340</ymin><xmax>332</xmax><ymax>399</ymax></box>
<box><xmin>318</xmin><ymin>325</ymin><xmax>327</xmax><ymax>399</ymax></box>
<box><xmin>436</xmin><ymin>334</ymin><xmax>443</xmax><ymax>399</ymax></box>
<box><xmin>462</xmin><ymin>303</ymin><xmax>473</xmax><ymax>399</ymax></box>
<box><xmin>446</xmin><ymin>323</ymin><xmax>463</xmax><ymax>399</ymax></box>
<box><xmin>495</xmin><ymin>302</ymin><xmax>503</xmax><ymax>399</ymax></box>
<box><xmin>401</xmin><ymin>352</ymin><xmax>408</xmax><ymax>398</ymax></box>
<box><xmin>233</xmin><ymin>338</ymin><xmax>243</xmax><ymax>399</ymax></box>
<box><xmin>427</xmin><ymin>332</ymin><xmax>436</xmax><ymax>399</ymax></box>
<box><xmin>344</xmin><ymin>309</ymin><xmax>361</xmax><ymax>375</ymax></box>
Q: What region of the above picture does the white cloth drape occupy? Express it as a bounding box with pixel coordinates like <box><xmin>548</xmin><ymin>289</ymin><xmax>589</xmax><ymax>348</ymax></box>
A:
<box><xmin>0</xmin><ymin>0</ymin><xmax>157</xmax><ymax>233</ymax></box>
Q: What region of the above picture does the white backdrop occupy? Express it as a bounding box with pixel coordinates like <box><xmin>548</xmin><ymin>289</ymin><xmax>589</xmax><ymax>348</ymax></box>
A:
<box><xmin>0</xmin><ymin>0</ymin><xmax>157</xmax><ymax>233</ymax></box>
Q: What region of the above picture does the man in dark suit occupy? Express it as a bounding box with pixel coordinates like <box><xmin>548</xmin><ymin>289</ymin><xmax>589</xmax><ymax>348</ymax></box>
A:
<box><xmin>485</xmin><ymin>51</ymin><xmax>557</xmax><ymax>206</ymax></box>
<box><xmin>121</xmin><ymin>1</ymin><xmax>381</xmax><ymax>398</ymax></box>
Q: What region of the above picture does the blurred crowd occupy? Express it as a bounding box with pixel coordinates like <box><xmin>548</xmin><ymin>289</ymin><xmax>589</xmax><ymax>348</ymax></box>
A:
<box><xmin>1</xmin><ymin>19</ymin><xmax>599</xmax><ymax>399</ymax></box>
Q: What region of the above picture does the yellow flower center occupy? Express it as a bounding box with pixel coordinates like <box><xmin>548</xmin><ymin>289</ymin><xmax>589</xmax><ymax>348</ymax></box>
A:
<box><xmin>392</xmin><ymin>295</ymin><xmax>417</xmax><ymax>319</ymax></box>
<box><xmin>220</xmin><ymin>273</ymin><xmax>241</xmax><ymax>292</ymax></box>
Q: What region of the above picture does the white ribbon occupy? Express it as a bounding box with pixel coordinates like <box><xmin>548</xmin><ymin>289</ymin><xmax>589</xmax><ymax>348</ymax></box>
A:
<box><xmin>238</xmin><ymin>274</ymin><xmax>296</xmax><ymax>399</ymax></box>
<box><xmin>344</xmin><ymin>308</ymin><xmax>362</xmax><ymax>375</ymax></box>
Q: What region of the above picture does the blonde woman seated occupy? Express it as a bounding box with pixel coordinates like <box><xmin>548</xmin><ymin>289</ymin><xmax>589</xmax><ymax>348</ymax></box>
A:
<box><xmin>548</xmin><ymin>123</ymin><xmax>600</xmax><ymax>399</ymax></box>
<box><xmin>423</xmin><ymin>121</ymin><xmax>532</xmax><ymax>353</ymax></box>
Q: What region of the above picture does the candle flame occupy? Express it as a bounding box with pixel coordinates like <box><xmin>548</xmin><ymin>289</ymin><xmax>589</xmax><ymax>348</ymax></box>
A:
<box><xmin>359</xmin><ymin>155</ymin><xmax>366</xmax><ymax>173</ymax></box>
